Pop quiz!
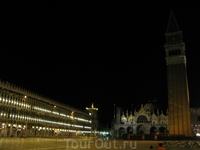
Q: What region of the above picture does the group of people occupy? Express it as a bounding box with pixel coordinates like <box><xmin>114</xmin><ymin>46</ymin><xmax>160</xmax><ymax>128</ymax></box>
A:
<box><xmin>150</xmin><ymin>143</ymin><xmax>166</xmax><ymax>150</ymax></box>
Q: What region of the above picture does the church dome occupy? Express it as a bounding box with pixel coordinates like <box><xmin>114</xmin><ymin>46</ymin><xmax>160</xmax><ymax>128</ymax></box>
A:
<box><xmin>144</xmin><ymin>100</ymin><xmax>152</xmax><ymax>110</ymax></box>
<box><xmin>144</xmin><ymin>99</ymin><xmax>160</xmax><ymax>112</ymax></box>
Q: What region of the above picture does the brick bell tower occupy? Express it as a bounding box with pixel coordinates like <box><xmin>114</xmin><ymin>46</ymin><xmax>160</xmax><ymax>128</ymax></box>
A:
<box><xmin>164</xmin><ymin>10</ymin><xmax>193</xmax><ymax>137</ymax></box>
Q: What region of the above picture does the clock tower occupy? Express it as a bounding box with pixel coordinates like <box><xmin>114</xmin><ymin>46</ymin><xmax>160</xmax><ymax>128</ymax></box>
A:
<box><xmin>164</xmin><ymin>10</ymin><xmax>192</xmax><ymax>136</ymax></box>
<box><xmin>86</xmin><ymin>103</ymin><xmax>99</xmax><ymax>136</ymax></box>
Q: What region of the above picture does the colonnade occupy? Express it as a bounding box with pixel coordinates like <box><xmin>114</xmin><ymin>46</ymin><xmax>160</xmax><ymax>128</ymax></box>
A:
<box><xmin>0</xmin><ymin>80</ymin><xmax>94</xmax><ymax>137</ymax></box>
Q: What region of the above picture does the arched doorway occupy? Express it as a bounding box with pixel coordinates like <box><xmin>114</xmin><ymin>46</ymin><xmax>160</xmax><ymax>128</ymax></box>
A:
<box><xmin>127</xmin><ymin>126</ymin><xmax>133</xmax><ymax>134</ymax></box>
<box><xmin>119</xmin><ymin>127</ymin><xmax>126</xmax><ymax>138</ymax></box>
<box><xmin>150</xmin><ymin>126</ymin><xmax>157</xmax><ymax>134</ymax></box>
<box><xmin>137</xmin><ymin>115</ymin><xmax>148</xmax><ymax>123</ymax></box>
<box><xmin>159</xmin><ymin>127</ymin><xmax>166</xmax><ymax>134</ymax></box>
<box><xmin>136</xmin><ymin>124</ymin><xmax>146</xmax><ymax>134</ymax></box>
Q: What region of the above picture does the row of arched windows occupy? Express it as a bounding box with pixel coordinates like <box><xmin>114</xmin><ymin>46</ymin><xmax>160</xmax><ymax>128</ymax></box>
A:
<box><xmin>0</xmin><ymin>92</ymin><xmax>90</xmax><ymax>122</ymax></box>
<box><xmin>0</xmin><ymin>91</ymin><xmax>91</xmax><ymax>130</ymax></box>
<box><xmin>168</xmin><ymin>49</ymin><xmax>181</xmax><ymax>56</ymax></box>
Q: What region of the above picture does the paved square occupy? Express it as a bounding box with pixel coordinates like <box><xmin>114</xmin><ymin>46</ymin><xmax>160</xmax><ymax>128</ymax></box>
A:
<box><xmin>0</xmin><ymin>138</ymin><xmax>200</xmax><ymax>150</ymax></box>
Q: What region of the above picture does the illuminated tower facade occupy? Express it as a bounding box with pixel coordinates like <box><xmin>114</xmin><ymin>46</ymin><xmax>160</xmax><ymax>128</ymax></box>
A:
<box><xmin>86</xmin><ymin>103</ymin><xmax>99</xmax><ymax>135</ymax></box>
<box><xmin>164</xmin><ymin>10</ymin><xmax>192</xmax><ymax>136</ymax></box>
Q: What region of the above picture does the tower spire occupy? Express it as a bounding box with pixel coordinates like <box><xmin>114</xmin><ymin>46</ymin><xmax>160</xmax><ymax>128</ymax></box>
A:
<box><xmin>166</xmin><ymin>9</ymin><xmax>180</xmax><ymax>33</ymax></box>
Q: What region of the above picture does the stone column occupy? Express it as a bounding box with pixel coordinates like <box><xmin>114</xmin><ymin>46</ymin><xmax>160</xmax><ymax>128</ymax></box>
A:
<box><xmin>9</xmin><ymin>124</ymin><xmax>13</xmax><ymax>137</ymax></box>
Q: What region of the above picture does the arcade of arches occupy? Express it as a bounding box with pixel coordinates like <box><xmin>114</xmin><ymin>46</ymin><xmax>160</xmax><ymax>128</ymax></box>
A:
<box><xmin>114</xmin><ymin>104</ymin><xmax>168</xmax><ymax>138</ymax></box>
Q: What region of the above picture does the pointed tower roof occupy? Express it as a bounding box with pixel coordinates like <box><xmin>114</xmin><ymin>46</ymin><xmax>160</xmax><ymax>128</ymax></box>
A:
<box><xmin>166</xmin><ymin>9</ymin><xmax>180</xmax><ymax>33</ymax></box>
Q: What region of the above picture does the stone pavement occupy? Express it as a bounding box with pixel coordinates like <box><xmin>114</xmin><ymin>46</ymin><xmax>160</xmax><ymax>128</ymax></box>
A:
<box><xmin>0</xmin><ymin>137</ymin><xmax>200</xmax><ymax>150</ymax></box>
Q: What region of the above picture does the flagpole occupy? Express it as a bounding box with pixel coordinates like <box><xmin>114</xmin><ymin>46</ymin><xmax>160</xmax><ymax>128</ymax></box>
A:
<box><xmin>114</xmin><ymin>104</ymin><xmax>116</xmax><ymax>123</ymax></box>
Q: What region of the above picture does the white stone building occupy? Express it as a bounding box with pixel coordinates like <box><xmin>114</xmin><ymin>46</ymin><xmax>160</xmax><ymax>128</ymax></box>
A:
<box><xmin>114</xmin><ymin>101</ymin><xmax>168</xmax><ymax>138</ymax></box>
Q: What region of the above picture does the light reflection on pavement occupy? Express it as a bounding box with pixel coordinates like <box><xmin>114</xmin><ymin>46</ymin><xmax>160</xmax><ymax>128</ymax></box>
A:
<box><xmin>0</xmin><ymin>138</ymin><xmax>199</xmax><ymax>150</ymax></box>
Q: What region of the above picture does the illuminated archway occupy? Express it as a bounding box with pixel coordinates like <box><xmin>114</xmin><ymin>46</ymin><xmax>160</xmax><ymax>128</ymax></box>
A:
<box><xmin>136</xmin><ymin>124</ymin><xmax>146</xmax><ymax>134</ymax></box>
<box><xmin>137</xmin><ymin>115</ymin><xmax>148</xmax><ymax>123</ymax></box>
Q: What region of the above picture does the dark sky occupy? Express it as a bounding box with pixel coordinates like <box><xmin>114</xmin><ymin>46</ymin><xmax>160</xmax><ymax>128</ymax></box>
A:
<box><xmin>1</xmin><ymin>1</ymin><xmax>200</xmax><ymax>125</ymax></box>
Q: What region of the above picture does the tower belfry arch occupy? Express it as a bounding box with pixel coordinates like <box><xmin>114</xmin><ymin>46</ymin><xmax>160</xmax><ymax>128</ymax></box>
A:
<box><xmin>164</xmin><ymin>10</ymin><xmax>192</xmax><ymax>137</ymax></box>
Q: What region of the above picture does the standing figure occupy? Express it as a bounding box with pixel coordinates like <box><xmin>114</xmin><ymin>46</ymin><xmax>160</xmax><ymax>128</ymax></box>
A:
<box><xmin>156</xmin><ymin>143</ymin><xmax>166</xmax><ymax>150</ymax></box>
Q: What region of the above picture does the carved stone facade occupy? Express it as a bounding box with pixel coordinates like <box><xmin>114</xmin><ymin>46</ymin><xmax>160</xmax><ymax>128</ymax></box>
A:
<box><xmin>190</xmin><ymin>108</ymin><xmax>200</xmax><ymax>135</ymax></box>
<box><xmin>114</xmin><ymin>102</ymin><xmax>200</xmax><ymax>138</ymax></box>
<box><xmin>0</xmin><ymin>80</ymin><xmax>98</xmax><ymax>137</ymax></box>
<box><xmin>114</xmin><ymin>102</ymin><xmax>168</xmax><ymax>138</ymax></box>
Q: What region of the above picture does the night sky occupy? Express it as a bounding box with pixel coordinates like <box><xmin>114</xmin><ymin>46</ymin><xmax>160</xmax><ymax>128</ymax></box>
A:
<box><xmin>1</xmin><ymin>1</ymin><xmax>200</xmax><ymax>125</ymax></box>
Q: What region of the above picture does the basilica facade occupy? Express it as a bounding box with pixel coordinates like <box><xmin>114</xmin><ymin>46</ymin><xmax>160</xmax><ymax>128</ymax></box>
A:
<box><xmin>113</xmin><ymin>101</ymin><xmax>200</xmax><ymax>138</ymax></box>
<box><xmin>114</xmin><ymin>101</ymin><xmax>168</xmax><ymax>138</ymax></box>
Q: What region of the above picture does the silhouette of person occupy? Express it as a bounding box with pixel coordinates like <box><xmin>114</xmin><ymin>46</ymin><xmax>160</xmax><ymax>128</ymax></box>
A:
<box><xmin>156</xmin><ymin>143</ymin><xmax>166</xmax><ymax>150</ymax></box>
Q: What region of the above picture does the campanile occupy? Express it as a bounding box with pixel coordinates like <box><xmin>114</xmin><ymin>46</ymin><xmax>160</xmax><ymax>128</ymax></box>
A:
<box><xmin>164</xmin><ymin>10</ymin><xmax>192</xmax><ymax>136</ymax></box>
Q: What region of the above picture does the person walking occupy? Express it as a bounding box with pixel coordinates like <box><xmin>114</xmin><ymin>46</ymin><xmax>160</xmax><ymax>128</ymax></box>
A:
<box><xmin>156</xmin><ymin>143</ymin><xmax>166</xmax><ymax>150</ymax></box>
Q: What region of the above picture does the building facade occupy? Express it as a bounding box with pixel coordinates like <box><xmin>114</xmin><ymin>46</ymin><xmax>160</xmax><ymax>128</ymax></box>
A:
<box><xmin>114</xmin><ymin>101</ymin><xmax>168</xmax><ymax>139</ymax></box>
<box><xmin>164</xmin><ymin>10</ymin><xmax>192</xmax><ymax>137</ymax></box>
<box><xmin>86</xmin><ymin>103</ymin><xmax>99</xmax><ymax>136</ymax></box>
<box><xmin>113</xmin><ymin>10</ymin><xmax>197</xmax><ymax>138</ymax></box>
<box><xmin>0</xmin><ymin>80</ymin><xmax>99</xmax><ymax>137</ymax></box>
<box><xmin>114</xmin><ymin>101</ymin><xmax>200</xmax><ymax>138</ymax></box>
